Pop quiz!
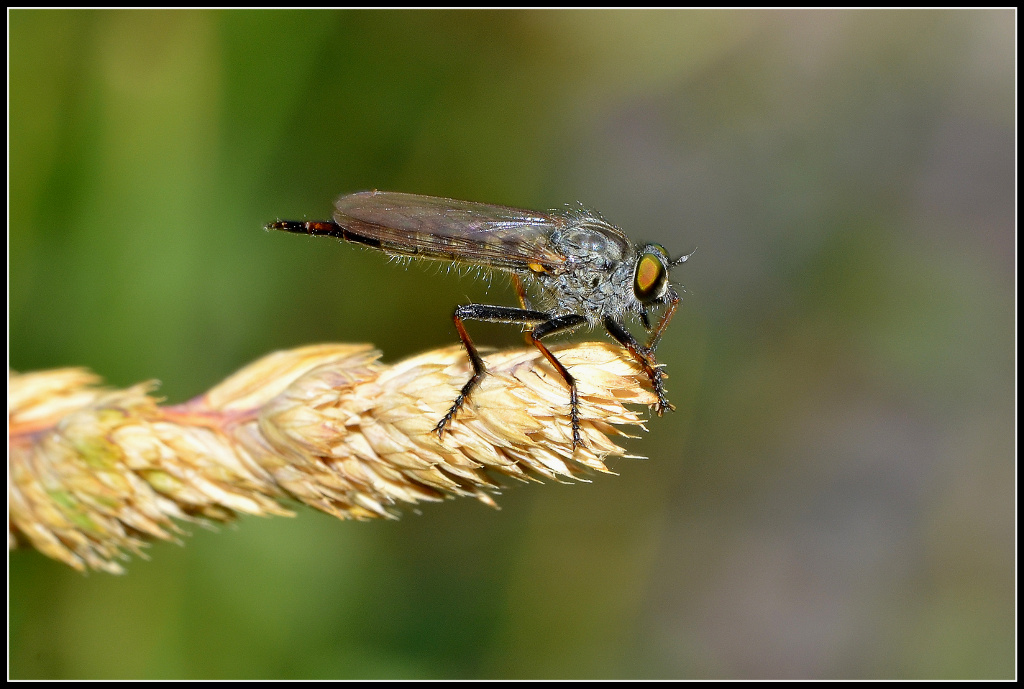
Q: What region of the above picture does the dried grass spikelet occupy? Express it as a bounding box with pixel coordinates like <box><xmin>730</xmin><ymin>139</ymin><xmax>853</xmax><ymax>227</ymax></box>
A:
<box><xmin>9</xmin><ymin>342</ymin><xmax>659</xmax><ymax>573</ymax></box>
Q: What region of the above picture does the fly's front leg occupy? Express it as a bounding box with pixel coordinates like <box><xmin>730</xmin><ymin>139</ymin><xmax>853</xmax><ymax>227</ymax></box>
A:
<box><xmin>529</xmin><ymin>314</ymin><xmax>588</xmax><ymax>449</ymax></box>
<box><xmin>435</xmin><ymin>304</ymin><xmax>550</xmax><ymax>438</ymax></box>
<box><xmin>643</xmin><ymin>291</ymin><xmax>679</xmax><ymax>354</ymax></box>
<box><xmin>643</xmin><ymin>290</ymin><xmax>675</xmax><ymax>354</ymax></box>
<box><xmin>604</xmin><ymin>316</ymin><xmax>674</xmax><ymax>415</ymax></box>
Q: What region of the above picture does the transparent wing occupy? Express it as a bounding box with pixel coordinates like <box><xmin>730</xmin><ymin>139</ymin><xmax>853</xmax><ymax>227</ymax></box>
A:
<box><xmin>332</xmin><ymin>191</ymin><xmax>569</xmax><ymax>270</ymax></box>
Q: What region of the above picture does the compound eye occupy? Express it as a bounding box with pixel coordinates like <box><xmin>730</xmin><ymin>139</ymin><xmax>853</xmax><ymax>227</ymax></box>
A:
<box><xmin>633</xmin><ymin>252</ymin><xmax>667</xmax><ymax>302</ymax></box>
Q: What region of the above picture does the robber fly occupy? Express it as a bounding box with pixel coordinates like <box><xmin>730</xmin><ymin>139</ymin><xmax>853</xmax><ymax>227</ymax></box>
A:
<box><xmin>268</xmin><ymin>191</ymin><xmax>690</xmax><ymax>449</ymax></box>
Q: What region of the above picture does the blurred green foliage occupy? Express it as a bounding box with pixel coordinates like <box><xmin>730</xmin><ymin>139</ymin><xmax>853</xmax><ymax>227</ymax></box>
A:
<box><xmin>9</xmin><ymin>9</ymin><xmax>1015</xmax><ymax>679</ymax></box>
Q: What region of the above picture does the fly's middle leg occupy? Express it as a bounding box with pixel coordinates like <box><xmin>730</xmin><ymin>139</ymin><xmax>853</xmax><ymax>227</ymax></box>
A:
<box><xmin>528</xmin><ymin>314</ymin><xmax>588</xmax><ymax>448</ymax></box>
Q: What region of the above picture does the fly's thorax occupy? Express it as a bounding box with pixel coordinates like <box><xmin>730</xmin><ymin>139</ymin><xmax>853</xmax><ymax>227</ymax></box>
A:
<box><xmin>550</xmin><ymin>218</ymin><xmax>631</xmax><ymax>265</ymax></box>
<box><xmin>523</xmin><ymin>217</ymin><xmax>636</xmax><ymax>321</ymax></box>
<box><xmin>526</xmin><ymin>248</ymin><xmax>637</xmax><ymax>323</ymax></box>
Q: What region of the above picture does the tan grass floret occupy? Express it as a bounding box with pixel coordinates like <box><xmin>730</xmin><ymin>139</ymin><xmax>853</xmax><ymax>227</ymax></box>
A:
<box><xmin>9</xmin><ymin>342</ymin><xmax>658</xmax><ymax>573</ymax></box>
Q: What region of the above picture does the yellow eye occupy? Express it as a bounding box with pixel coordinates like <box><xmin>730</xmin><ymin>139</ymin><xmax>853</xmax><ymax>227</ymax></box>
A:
<box><xmin>634</xmin><ymin>253</ymin><xmax>666</xmax><ymax>301</ymax></box>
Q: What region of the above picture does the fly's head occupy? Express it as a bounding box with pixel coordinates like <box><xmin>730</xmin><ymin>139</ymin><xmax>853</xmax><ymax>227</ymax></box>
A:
<box><xmin>632</xmin><ymin>243</ymin><xmax>691</xmax><ymax>330</ymax></box>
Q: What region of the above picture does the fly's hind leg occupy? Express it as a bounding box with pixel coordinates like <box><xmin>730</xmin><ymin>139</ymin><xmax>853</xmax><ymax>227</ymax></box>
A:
<box><xmin>511</xmin><ymin>275</ymin><xmax>535</xmax><ymax>346</ymax></box>
<box><xmin>435</xmin><ymin>304</ymin><xmax>550</xmax><ymax>439</ymax></box>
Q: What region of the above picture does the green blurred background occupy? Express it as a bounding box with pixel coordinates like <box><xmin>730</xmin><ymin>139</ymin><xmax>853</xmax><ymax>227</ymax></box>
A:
<box><xmin>8</xmin><ymin>10</ymin><xmax>1014</xmax><ymax>679</ymax></box>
